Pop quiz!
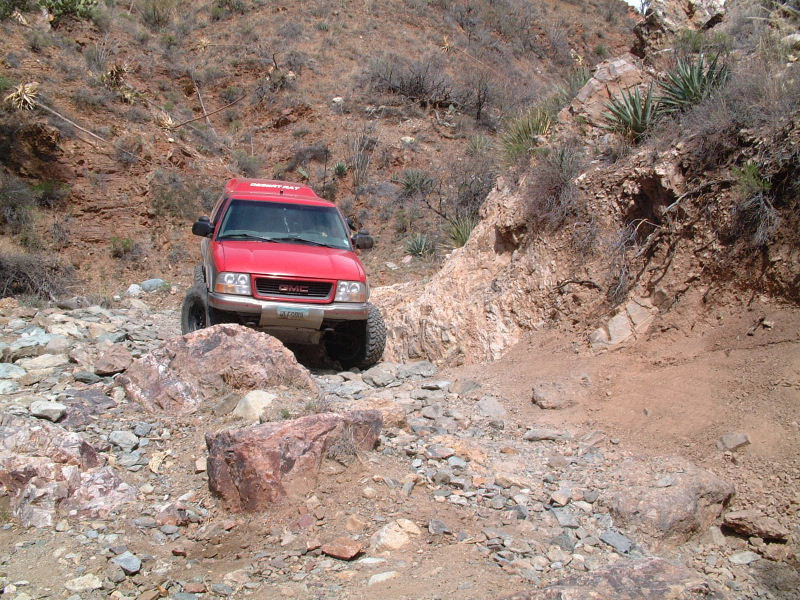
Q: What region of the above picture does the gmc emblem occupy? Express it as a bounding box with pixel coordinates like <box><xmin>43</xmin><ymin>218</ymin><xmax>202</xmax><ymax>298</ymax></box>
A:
<box><xmin>279</xmin><ymin>284</ymin><xmax>309</xmax><ymax>294</ymax></box>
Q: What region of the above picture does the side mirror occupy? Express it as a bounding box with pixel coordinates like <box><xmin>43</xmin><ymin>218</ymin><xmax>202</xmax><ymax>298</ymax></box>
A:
<box><xmin>192</xmin><ymin>216</ymin><xmax>214</xmax><ymax>237</ymax></box>
<box><xmin>353</xmin><ymin>231</ymin><xmax>374</xmax><ymax>250</ymax></box>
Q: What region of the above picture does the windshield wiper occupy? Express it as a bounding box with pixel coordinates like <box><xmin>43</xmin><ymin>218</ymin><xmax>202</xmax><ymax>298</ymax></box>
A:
<box><xmin>271</xmin><ymin>235</ymin><xmax>336</xmax><ymax>248</ymax></box>
<box><xmin>219</xmin><ymin>233</ymin><xmax>278</xmax><ymax>242</ymax></box>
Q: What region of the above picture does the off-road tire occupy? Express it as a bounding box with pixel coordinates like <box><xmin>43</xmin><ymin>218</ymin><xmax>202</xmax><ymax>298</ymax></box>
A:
<box><xmin>180</xmin><ymin>285</ymin><xmax>209</xmax><ymax>335</ymax></box>
<box><xmin>358</xmin><ymin>303</ymin><xmax>386</xmax><ymax>368</ymax></box>
<box><xmin>327</xmin><ymin>303</ymin><xmax>386</xmax><ymax>369</ymax></box>
<box><xmin>193</xmin><ymin>264</ymin><xmax>205</xmax><ymax>286</ymax></box>
<box><xmin>180</xmin><ymin>284</ymin><xmax>235</xmax><ymax>334</ymax></box>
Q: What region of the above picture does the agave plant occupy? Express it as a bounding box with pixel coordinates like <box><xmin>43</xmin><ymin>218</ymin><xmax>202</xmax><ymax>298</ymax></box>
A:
<box><xmin>398</xmin><ymin>169</ymin><xmax>436</xmax><ymax>198</ymax></box>
<box><xmin>601</xmin><ymin>84</ymin><xmax>661</xmax><ymax>141</ymax></box>
<box><xmin>405</xmin><ymin>233</ymin><xmax>436</xmax><ymax>257</ymax></box>
<box><xmin>658</xmin><ymin>54</ymin><xmax>729</xmax><ymax>114</ymax></box>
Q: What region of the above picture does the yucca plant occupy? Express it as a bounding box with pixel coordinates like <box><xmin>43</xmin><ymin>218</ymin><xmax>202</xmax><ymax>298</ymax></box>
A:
<box><xmin>658</xmin><ymin>54</ymin><xmax>729</xmax><ymax>114</ymax></box>
<box><xmin>4</xmin><ymin>82</ymin><xmax>39</xmax><ymax>111</ymax></box>
<box><xmin>333</xmin><ymin>161</ymin><xmax>347</xmax><ymax>177</ymax></box>
<box><xmin>446</xmin><ymin>214</ymin><xmax>479</xmax><ymax>248</ymax></box>
<box><xmin>550</xmin><ymin>66</ymin><xmax>592</xmax><ymax>110</ymax></box>
<box><xmin>397</xmin><ymin>169</ymin><xmax>436</xmax><ymax>197</ymax></box>
<box><xmin>466</xmin><ymin>134</ymin><xmax>491</xmax><ymax>156</ymax></box>
<box><xmin>500</xmin><ymin>106</ymin><xmax>552</xmax><ymax>163</ymax></box>
<box><xmin>405</xmin><ymin>233</ymin><xmax>436</xmax><ymax>257</ymax></box>
<box><xmin>601</xmin><ymin>84</ymin><xmax>661</xmax><ymax>141</ymax></box>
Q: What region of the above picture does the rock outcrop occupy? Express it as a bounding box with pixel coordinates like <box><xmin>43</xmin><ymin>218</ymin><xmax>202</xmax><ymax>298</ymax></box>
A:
<box><xmin>560</xmin><ymin>54</ymin><xmax>648</xmax><ymax>127</ymax></box>
<box><xmin>500</xmin><ymin>557</ymin><xmax>728</xmax><ymax>599</ymax></box>
<box><xmin>120</xmin><ymin>324</ymin><xmax>319</xmax><ymax>414</ymax></box>
<box><xmin>372</xmin><ymin>181</ymin><xmax>550</xmax><ymax>365</ymax></box>
<box><xmin>206</xmin><ymin>410</ymin><xmax>382</xmax><ymax>511</ymax></box>
<box><xmin>634</xmin><ymin>0</ymin><xmax>726</xmax><ymax>55</ymax></box>
<box><xmin>722</xmin><ymin>510</ymin><xmax>790</xmax><ymax>542</ymax></box>
<box><xmin>603</xmin><ymin>457</ymin><xmax>734</xmax><ymax>543</ymax></box>
<box><xmin>0</xmin><ymin>414</ymin><xmax>135</xmax><ymax>527</ymax></box>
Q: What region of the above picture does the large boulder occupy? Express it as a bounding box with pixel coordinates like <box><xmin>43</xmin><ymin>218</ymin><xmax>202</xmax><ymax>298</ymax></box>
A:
<box><xmin>120</xmin><ymin>324</ymin><xmax>319</xmax><ymax>414</ymax></box>
<box><xmin>602</xmin><ymin>457</ymin><xmax>734</xmax><ymax>543</ymax></box>
<box><xmin>499</xmin><ymin>557</ymin><xmax>728</xmax><ymax>599</ymax></box>
<box><xmin>561</xmin><ymin>54</ymin><xmax>648</xmax><ymax>127</ymax></box>
<box><xmin>0</xmin><ymin>414</ymin><xmax>135</xmax><ymax>528</ymax></box>
<box><xmin>206</xmin><ymin>410</ymin><xmax>382</xmax><ymax>511</ymax></box>
<box><xmin>634</xmin><ymin>0</ymin><xmax>726</xmax><ymax>55</ymax></box>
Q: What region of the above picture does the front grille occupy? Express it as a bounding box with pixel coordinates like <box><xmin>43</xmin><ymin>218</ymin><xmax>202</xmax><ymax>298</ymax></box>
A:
<box><xmin>255</xmin><ymin>278</ymin><xmax>333</xmax><ymax>299</ymax></box>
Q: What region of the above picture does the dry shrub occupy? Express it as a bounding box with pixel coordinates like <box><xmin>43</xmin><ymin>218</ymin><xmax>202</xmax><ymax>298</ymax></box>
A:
<box><xmin>367</xmin><ymin>53</ymin><xmax>459</xmax><ymax>108</ymax></box>
<box><xmin>525</xmin><ymin>142</ymin><xmax>588</xmax><ymax>230</ymax></box>
<box><xmin>666</xmin><ymin>59</ymin><xmax>800</xmax><ymax>171</ymax></box>
<box><xmin>0</xmin><ymin>252</ymin><xmax>75</xmax><ymax>300</ymax></box>
<box><xmin>150</xmin><ymin>169</ymin><xmax>217</xmax><ymax>218</ymax></box>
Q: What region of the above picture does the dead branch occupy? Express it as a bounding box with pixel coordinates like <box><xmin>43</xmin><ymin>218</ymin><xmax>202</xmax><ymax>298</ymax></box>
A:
<box><xmin>556</xmin><ymin>279</ymin><xmax>602</xmax><ymax>292</ymax></box>
<box><xmin>191</xmin><ymin>76</ymin><xmax>216</xmax><ymax>133</ymax></box>
<box><xmin>169</xmin><ymin>94</ymin><xmax>246</xmax><ymax>129</ymax></box>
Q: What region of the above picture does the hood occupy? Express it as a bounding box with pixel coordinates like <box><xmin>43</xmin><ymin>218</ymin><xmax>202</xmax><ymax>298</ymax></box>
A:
<box><xmin>215</xmin><ymin>241</ymin><xmax>366</xmax><ymax>281</ymax></box>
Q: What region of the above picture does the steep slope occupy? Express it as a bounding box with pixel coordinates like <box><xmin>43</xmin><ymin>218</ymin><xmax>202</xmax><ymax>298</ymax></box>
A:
<box><xmin>374</xmin><ymin>0</ymin><xmax>800</xmax><ymax>363</ymax></box>
<box><xmin>0</xmin><ymin>0</ymin><xmax>636</xmax><ymax>295</ymax></box>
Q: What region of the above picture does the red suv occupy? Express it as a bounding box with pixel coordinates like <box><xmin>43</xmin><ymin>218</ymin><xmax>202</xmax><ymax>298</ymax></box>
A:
<box><xmin>181</xmin><ymin>178</ymin><xmax>385</xmax><ymax>369</ymax></box>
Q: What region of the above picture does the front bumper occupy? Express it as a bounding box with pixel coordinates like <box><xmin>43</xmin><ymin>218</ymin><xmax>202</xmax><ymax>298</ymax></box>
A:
<box><xmin>208</xmin><ymin>292</ymin><xmax>369</xmax><ymax>329</ymax></box>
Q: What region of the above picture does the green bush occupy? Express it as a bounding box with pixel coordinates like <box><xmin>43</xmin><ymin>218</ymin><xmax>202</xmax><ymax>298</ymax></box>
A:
<box><xmin>333</xmin><ymin>162</ymin><xmax>347</xmax><ymax>177</ymax></box>
<box><xmin>233</xmin><ymin>151</ymin><xmax>263</xmax><ymax>177</ymax></box>
<box><xmin>41</xmin><ymin>0</ymin><xmax>98</xmax><ymax>21</ymax></box>
<box><xmin>138</xmin><ymin>0</ymin><xmax>173</xmax><ymax>30</ymax></box>
<box><xmin>109</xmin><ymin>236</ymin><xmax>134</xmax><ymax>258</ymax></box>
<box><xmin>150</xmin><ymin>169</ymin><xmax>216</xmax><ymax>218</ymax></box>
<box><xmin>0</xmin><ymin>0</ymin><xmax>33</xmax><ymax>20</ymax></box>
<box><xmin>674</xmin><ymin>29</ymin><xmax>732</xmax><ymax>57</ymax></box>
<box><xmin>658</xmin><ymin>54</ymin><xmax>729</xmax><ymax>114</ymax></box>
<box><xmin>32</xmin><ymin>180</ymin><xmax>70</xmax><ymax>208</ymax></box>
<box><xmin>405</xmin><ymin>233</ymin><xmax>436</xmax><ymax>257</ymax></box>
<box><xmin>500</xmin><ymin>107</ymin><xmax>552</xmax><ymax>163</ymax></box>
<box><xmin>602</xmin><ymin>84</ymin><xmax>660</xmax><ymax>141</ymax></box>
<box><xmin>0</xmin><ymin>175</ymin><xmax>36</xmax><ymax>239</ymax></box>
<box><xmin>0</xmin><ymin>76</ymin><xmax>15</xmax><ymax>95</ymax></box>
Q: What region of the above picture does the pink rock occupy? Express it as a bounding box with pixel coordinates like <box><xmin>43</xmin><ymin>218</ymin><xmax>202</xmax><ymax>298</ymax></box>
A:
<box><xmin>94</xmin><ymin>344</ymin><xmax>133</xmax><ymax>376</ymax></box>
<box><xmin>0</xmin><ymin>415</ymin><xmax>134</xmax><ymax>528</ymax></box>
<box><xmin>321</xmin><ymin>536</ymin><xmax>363</xmax><ymax>560</ymax></box>
<box><xmin>603</xmin><ymin>457</ymin><xmax>734</xmax><ymax>543</ymax></box>
<box><xmin>120</xmin><ymin>324</ymin><xmax>319</xmax><ymax>414</ymax></box>
<box><xmin>206</xmin><ymin>410</ymin><xmax>382</xmax><ymax>511</ymax></box>
<box><xmin>723</xmin><ymin>510</ymin><xmax>790</xmax><ymax>542</ymax></box>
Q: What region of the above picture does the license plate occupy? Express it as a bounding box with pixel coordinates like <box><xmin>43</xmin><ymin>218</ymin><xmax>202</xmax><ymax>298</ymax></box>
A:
<box><xmin>277</xmin><ymin>308</ymin><xmax>309</xmax><ymax>320</ymax></box>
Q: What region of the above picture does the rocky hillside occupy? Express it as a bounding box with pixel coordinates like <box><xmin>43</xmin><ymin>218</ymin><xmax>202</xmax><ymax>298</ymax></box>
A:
<box><xmin>0</xmin><ymin>0</ymin><xmax>635</xmax><ymax>295</ymax></box>
<box><xmin>375</xmin><ymin>0</ymin><xmax>800</xmax><ymax>363</ymax></box>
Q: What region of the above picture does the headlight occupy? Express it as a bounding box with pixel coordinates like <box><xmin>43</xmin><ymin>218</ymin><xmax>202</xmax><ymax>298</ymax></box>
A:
<box><xmin>214</xmin><ymin>272</ymin><xmax>251</xmax><ymax>295</ymax></box>
<box><xmin>335</xmin><ymin>280</ymin><xmax>367</xmax><ymax>302</ymax></box>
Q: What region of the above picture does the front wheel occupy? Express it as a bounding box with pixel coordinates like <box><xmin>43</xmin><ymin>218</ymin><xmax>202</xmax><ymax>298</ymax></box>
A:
<box><xmin>180</xmin><ymin>285</ymin><xmax>210</xmax><ymax>334</ymax></box>
<box><xmin>325</xmin><ymin>303</ymin><xmax>386</xmax><ymax>369</ymax></box>
<box><xmin>180</xmin><ymin>285</ymin><xmax>235</xmax><ymax>334</ymax></box>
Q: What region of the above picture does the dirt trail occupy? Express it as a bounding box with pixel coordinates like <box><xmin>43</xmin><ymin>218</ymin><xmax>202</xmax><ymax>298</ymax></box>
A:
<box><xmin>445</xmin><ymin>301</ymin><xmax>800</xmax><ymax>526</ymax></box>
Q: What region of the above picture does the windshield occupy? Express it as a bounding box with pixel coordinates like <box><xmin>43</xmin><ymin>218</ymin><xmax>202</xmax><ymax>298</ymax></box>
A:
<box><xmin>217</xmin><ymin>199</ymin><xmax>352</xmax><ymax>250</ymax></box>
